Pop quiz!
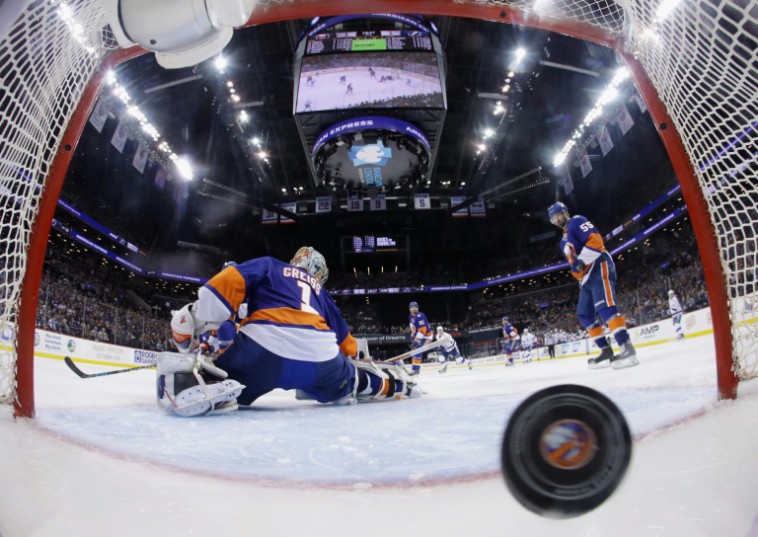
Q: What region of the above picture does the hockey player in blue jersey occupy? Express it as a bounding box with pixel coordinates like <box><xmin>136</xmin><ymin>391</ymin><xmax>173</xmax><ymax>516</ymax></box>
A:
<box><xmin>435</xmin><ymin>326</ymin><xmax>472</xmax><ymax>373</ymax></box>
<box><xmin>161</xmin><ymin>247</ymin><xmax>419</xmax><ymax>416</ymax></box>
<box><xmin>407</xmin><ymin>301</ymin><xmax>433</xmax><ymax>375</ymax></box>
<box><xmin>548</xmin><ymin>202</ymin><xmax>638</xmax><ymax>369</ymax></box>
<box><xmin>502</xmin><ymin>316</ymin><xmax>519</xmax><ymax>366</ymax></box>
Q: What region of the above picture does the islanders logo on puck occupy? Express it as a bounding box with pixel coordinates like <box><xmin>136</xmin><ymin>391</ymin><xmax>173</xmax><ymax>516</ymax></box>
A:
<box><xmin>539</xmin><ymin>419</ymin><xmax>597</xmax><ymax>470</ymax></box>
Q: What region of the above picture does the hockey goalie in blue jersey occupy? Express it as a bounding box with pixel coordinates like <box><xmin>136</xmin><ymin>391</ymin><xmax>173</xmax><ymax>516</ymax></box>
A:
<box><xmin>548</xmin><ymin>202</ymin><xmax>638</xmax><ymax>369</ymax></box>
<box><xmin>407</xmin><ymin>301</ymin><xmax>433</xmax><ymax>375</ymax></box>
<box><xmin>160</xmin><ymin>247</ymin><xmax>419</xmax><ymax>416</ymax></box>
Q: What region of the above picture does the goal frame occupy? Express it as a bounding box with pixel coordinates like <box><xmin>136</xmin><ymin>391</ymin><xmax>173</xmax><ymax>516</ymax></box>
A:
<box><xmin>10</xmin><ymin>0</ymin><xmax>737</xmax><ymax>418</ymax></box>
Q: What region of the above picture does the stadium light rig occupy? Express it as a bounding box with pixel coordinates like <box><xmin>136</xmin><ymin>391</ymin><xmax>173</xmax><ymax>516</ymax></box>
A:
<box><xmin>552</xmin><ymin>66</ymin><xmax>630</xmax><ymax>167</ymax></box>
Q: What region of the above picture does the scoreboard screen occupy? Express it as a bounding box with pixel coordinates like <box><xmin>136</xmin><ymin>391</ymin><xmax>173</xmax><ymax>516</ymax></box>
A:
<box><xmin>306</xmin><ymin>30</ymin><xmax>433</xmax><ymax>55</ymax></box>
<box><xmin>351</xmin><ymin>235</ymin><xmax>399</xmax><ymax>253</ymax></box>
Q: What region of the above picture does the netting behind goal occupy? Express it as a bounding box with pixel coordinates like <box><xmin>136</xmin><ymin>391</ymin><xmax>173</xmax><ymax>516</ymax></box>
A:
<box><xmin>0</xmin><ymin>0</ymin><xmax>755</xmax><ymax>416</ymax></box>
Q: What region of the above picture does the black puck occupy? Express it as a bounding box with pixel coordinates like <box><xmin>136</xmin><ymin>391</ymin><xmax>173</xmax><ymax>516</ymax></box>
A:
<box><xmin>501</xmin><ymin>384</ymin><xmax>632</xmax><ymax>518</ymax></box>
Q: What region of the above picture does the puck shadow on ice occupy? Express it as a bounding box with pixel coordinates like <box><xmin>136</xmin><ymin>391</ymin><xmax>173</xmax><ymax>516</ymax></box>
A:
<box><xmin>500</xmin><ymin>384</ymin><xmax>632</xmax><ymax>518</ymax></box>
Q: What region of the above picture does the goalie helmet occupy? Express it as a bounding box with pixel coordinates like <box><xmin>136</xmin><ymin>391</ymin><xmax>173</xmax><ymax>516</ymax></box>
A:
<box><xmin>290</xmin><ymin>246</ymin><xmax>329</xmax><ymax>285</ymax></box>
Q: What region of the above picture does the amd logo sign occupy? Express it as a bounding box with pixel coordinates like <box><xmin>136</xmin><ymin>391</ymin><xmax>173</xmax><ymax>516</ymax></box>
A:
<box><xmin>637</xmin><ymin>325</ymin><xmax>660</xmax><ymax>340</ymax></box>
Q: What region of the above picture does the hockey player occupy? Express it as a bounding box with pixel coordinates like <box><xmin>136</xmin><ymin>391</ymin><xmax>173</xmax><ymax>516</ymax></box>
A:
<box><xmin>346</xmin><ymin>83</ymin><xmax>353</xmax><ymax>94</ymax></box>
<box><xmin>435</xmin><ymin>326</ymin><xmax>472</xmax><ymax>373</ymax></box>
<box><xmin>162</xmin><ymin>247</ymin><xmax>418</xmax><ymax>416</ymax></box>
<box><xmin>339</xmin><ymin>75</ymin><xmax>347</xmax><ymax>84</ymax></box>
<box><xmin>368</xmin><ymin>67</ymin><xmax>376</xmax><ymax>78</ymax></box>
<box><xmin>520</xmin><ymin>328</ymin><xmax>536</xmax><ymax>363</ymax></box>
<box><xmin>502</xmin><ymin>316</ymin><xmax>519</xmax><ymax>366</ymax></box>
<box><xmin>407</xmin><ymin>301</ymin><xmax>432</xmax><ymax>375</ymax></box>
<box><xmin>548</xmin><ymin>202</ymin><xmax>638</xmax><ymax>369</ymax></box>
<box><xmin>668</xmin><ymin>289</ymin><xmax>685</xmax><ymax>339</ymax></box>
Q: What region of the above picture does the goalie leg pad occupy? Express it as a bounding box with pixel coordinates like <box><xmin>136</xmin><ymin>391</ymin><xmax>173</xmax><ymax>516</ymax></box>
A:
<box><xmin>351</xmin><ymin>360</ymin><xmax>418</xmax><ymax>402</ymax></box>
<box><xmin>171</xmin><ymin>380</ymin><xmax>244</xmax><ymax>417</ymax></box>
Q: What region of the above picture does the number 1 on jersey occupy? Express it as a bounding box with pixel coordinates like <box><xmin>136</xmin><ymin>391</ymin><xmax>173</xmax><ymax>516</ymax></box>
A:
<box><xmin>296</xmin><ymin>281</ymin><xmax>319</xmax><ymax>315</ymax></box>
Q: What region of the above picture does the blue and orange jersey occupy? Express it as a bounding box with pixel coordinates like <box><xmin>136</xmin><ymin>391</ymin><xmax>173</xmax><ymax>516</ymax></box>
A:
<box><xmin>194</xmin><ymin>257</ymin><xmax>356</xmax><ymax>361</ymax></box>
<box><xmin>502</xmin><ymin>322</ymin><xmax>518</xmax><ymax>341</ymax></box>
<box><xmin>409</xmin><ymin>311</ymin><xmax>432</xmax><ymax>343</ymax></box>
<box><xmin>560</xmin><ymin>215</ymin><xmax>613</xmax><ymax>283</ymax></box>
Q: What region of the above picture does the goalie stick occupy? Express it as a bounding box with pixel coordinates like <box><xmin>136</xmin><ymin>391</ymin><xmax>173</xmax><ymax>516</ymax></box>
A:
<box><xmin>64</xmin><ymin>356</ymin><xmax>155</xmax><ymax>378</ymax></box>
<box><xmin>377</xmin><ymin>338</ymin><xmax>447</xmax><ymax>364</ymax></box>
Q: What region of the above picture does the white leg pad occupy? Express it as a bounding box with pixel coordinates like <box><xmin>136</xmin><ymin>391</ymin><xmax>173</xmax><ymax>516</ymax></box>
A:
<box><xmin>170</xmin><ymin>380</ymin><xmax>244</xmax><ymax>417</ymax></box>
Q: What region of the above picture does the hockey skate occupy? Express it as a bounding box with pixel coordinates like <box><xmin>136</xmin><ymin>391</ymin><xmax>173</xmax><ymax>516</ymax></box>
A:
<box><xmin>611</xmin><ymin>342</ymin><xmax>639</xmax><ymax>369</ymax></box>
<box><xmin>438</xmin><ymin>364</ymin><xmax>448</xmax><ymax>374</ymax></box>
<box><xmin>588</xmin><ymin>346</ymin><xmax>613</xmax><ymax>369</ymax></box>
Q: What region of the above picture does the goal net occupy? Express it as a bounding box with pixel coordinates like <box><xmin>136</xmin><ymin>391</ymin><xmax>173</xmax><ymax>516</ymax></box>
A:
<box><xmin>0</xmin><ymin>0</ymin><xmax>755</xmax><ymax>416</ymax></box>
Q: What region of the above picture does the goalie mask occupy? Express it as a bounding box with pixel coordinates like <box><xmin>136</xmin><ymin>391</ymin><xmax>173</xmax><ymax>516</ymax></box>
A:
<box><xmin>290</xmin><ymin>246</ymin><xmax>329</xmax><ymax>285</ymax></box>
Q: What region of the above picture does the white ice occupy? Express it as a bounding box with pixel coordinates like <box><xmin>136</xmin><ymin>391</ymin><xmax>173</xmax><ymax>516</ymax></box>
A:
<box><xmin>1</xmin><ymin>334</ymin><xmax>757</xmax><ymax>536</ymax></box>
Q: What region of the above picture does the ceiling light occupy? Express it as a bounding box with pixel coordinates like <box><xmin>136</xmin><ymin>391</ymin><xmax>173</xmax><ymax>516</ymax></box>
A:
<box><xmin>256</xmin><ymin>150</ymin><xmax>268</xmax><ymax>159</ymax></box>
<box><xmin>514</xmin><ymin>48</ymin><xmax>527</xmax><ymax>63</ymax></box>
<box><xmin>229</xmin><ymin>88</ymin><xmax>236</xmax><ymax>94</ymax></box>
<box><xmin>239</xmin><ymin>111</ymin><xmax>249</xmax><ymax>123</ymax></box>
<box><xmin>477</xmin><ymin>143</ymin><xmax>487</xmax><ymax>151</ymax></box>
<box><xmin>483</xmin><ymin>128</ymin><xmax>495</xmax><ymax>139</ymax></box>
<box><xmin>174</xmin><ymin>156</ymin><xmax>193</xmax><ymax>181</ymax></box>
<box><xmin>231</xmin><ymin>94</ymin><xmax>240</xmax><ymax>102</ymax></box>
<box><xmin>252</xmin><ymin>137</ymin><xmax>262</xmax><ymax>146</ymax></box>
<box><xmin>226</xmin><ymin>81</ymin><xmax>234</xmax><ymax>88</ymax></box>
<box><xmin>214</xmin><ymin>55</ymin><xmax>227</xmax><ymax>72</ymax></box>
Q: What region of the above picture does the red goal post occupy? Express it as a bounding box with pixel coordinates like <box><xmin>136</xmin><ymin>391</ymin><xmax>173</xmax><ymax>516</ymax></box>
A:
<box><xmin>0</xmin><ymin>0</ymin><xmax>754</xmax><ymax>417</ymax></box>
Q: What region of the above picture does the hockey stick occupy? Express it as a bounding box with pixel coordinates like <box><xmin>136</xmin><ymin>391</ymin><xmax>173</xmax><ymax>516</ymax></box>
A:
<box><xmin>377</xmin><ymin>338</ymin><xmax>446</xmax><ymax>364</ymax></box>
<box><xmin>63</xmin><ymin>356</ymin><xmax>155</xmax><ymax>379</ymax></box>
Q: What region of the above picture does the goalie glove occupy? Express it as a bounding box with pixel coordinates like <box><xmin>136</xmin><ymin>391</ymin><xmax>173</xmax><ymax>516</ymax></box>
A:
<box><xmin>170</xmin><ymin>302</ymin><xmax>221</xmax><ymax>353</ymax></box>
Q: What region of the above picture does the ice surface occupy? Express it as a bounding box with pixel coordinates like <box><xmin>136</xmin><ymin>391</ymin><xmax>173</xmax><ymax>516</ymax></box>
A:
<box><xmin>1</xmin><ymin>335</ymin><xmax>757</xmax><ymax>537</ymax></box>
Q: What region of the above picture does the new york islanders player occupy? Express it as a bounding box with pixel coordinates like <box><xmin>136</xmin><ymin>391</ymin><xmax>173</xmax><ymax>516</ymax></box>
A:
<box><xmin>502</xmin><ymin>316</ymin><xmax>519</xmax><ymax>366</ymax></box>
<box><xmin>435</xmin><ymin>326</ymin><xmax>472</xmax><ymax>373</ymax></box>
<box><xmin>408</xmin><ymin>301</ymin><xmax>432</xmax><ymax>375</ymax></box>
<box><xmin>162</xmin><ymin>247</ymin><xmax>418</xmax><ymax>416</ymax></box>
<box><xmin>548</xmin><ymin>202</ymin><xmax>638</xmax><ymax>369</ymax></box>
<box><xmin>668</xmin><ymin>289</ymin><xmax>685</xmax><ymax>339</ymax></box>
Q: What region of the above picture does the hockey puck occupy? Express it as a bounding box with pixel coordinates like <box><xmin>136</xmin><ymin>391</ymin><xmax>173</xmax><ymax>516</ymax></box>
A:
<box><xmin>501</xmin><ymin>384</ymin><xmax>632</xmax><ymax>518</ymax></box>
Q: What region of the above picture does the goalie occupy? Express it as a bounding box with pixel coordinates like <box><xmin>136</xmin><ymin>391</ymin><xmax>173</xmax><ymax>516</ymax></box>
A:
<box><xmin>159</xmin><ymin>247</ymin><xmax>419</xmax><ymax>416</ymax></box>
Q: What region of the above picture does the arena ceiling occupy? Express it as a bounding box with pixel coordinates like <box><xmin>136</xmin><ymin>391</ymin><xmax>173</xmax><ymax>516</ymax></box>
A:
<box><xmin>62</xmin><ymin>14</ymin><xmax>674</xmax><ymax>274</ymax></box>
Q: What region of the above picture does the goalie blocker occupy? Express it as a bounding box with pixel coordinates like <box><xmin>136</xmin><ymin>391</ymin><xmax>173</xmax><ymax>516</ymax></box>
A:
<box><xmin>156</xmin><ymin>353</ymin><xmax>245</xmax><ymax>417</ymax></box>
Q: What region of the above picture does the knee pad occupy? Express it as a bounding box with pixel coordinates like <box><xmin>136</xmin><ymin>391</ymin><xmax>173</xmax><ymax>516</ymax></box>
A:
<box><xmin>156</xmin><ymin>353</ymin><xmax>244</xmax><ymax>416</ymax></box>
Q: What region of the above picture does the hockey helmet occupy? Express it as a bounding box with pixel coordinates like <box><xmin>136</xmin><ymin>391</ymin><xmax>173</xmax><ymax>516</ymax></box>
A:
<box><xmin>668</xmin><ymin>289</ymin><xmax>675</xmax><ymax>296</ymax></box>
<box><xmin>409</xmin><ymin>301</ymin><xmax>419</xmax><ymax>310</ymax></box>
<box><xmin>548</xmin><ymin>201</ymin><xmax>570</xmax><ymax>227</ymax></box>
<box><xmin>290</xmin><ymin>246</ymin><xmax>329</xmax><ymax>285</ymax></box>
<box><xmin>436</xmin><ymin>326</ymin><xmax>444</xmax><ymax>335</ymax></box>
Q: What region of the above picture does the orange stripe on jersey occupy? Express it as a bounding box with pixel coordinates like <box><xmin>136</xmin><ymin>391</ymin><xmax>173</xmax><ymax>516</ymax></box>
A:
<box><xmin>339</xmin><ymin>333</ymin><xmax>358</xmax><ymax>358</ymax></box>
<box><xmin>608</xmin><ymin>315</ymin><xmax>626</xmax><ymax>332</ymax></box>
<box><xmin>379</xmin><ymin>379</ymin><xmax>389</xmax><ymax>396</ymax></box>
<box><xmin>412</xmin><ymin>358</ymin><xmax>422</xmax><ymax>365</ymax></box>
<box><xmin>601</xmin><ymin>261</ymin><xmax>615</xmax><ymax>307</ymax></box>
<box><xmin>248</xmin><ymin>307</ymin><xmax>330</xmax><ymax>331</ymax></box>
<box><xmin>205</xmin><ymin>266</ymin><xmax>247</xmax><ymax>313</ymax></box>
<box><xmin>585</xmin><ymin>232</ymin><xmax>606</xmax><ymax>252</ymax></box>
<box><xmin>587</xmin><ymin>326</ymin><xmax>604</xmax><ymax>338</ymax></box>
<box><xmin>418</xmin><ymin>326</ymin><xmax>431</xmax><ymax>336</ymax></box>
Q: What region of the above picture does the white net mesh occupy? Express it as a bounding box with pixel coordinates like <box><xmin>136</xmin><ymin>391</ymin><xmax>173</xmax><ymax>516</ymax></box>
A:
<box><xmin>0</xmin><ymin>0</ymin><xmax>108</xmax><ymax>405</ymax></box>
<box><xmin>0</xmin><ymin>0</ymin><xmax>755</xmax><ymax>410</ymax></box>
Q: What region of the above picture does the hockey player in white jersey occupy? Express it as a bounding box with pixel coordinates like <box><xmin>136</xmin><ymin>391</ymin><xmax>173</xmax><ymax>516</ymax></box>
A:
<box><xmin>435</xmin><ymin>326</ymin><xmax>472</xmax><ymax>373</ymax></box>
<box><xmin>520</xmin><ymin>328</ymin><xmax>537</xmax><ymax>363</ymax></box>
<box><xmin>668</xmin><ymin>290</ymin><xmax>685</xmax><ymax>340</ymax></box>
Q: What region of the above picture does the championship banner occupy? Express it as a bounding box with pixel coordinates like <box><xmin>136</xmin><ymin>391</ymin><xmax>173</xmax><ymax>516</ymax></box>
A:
<box><xmin>370</xmin><ymin>194</ymin><xmax>386</xmax><ymax>211</ymax></box>
<box><xmin>450</xmin><ymin>196</ymin><xmax>468</xmax><ymax>218</ymax></box>
<box><xmin>280</xmin><ymin>202</ymin><xmax>297</xmax><ymax>224</ymax></box>
<box><xmin>347</xmin><ymin>195</ymin><xmax>363</xmax><ymax>212</ymax></box>
<box><xmin>132</xmin><ymin>140</ymin><xmax>149</xmax><ymax>174</ymax></box>
<box><xmin>633</xmin><ymin>93</ymin><xmax>647</xmax><ymax>114</ymax></box>
<box><xmin>315</xmin><ymin>196</ymin><xmax>332</xmax><ymax>213</ymax></box>
<box><xmin>597</xmin><ymin>125</ymin><xmax>614</xmax><ymax>156</ymax></box>
<box><xmin>89</xmin><ymin>97</ymin><xmax>109</xmax><ymax>133</ymax></box>
<box><xmin>261</xmin><ymin>207</ymin><xmax>278</xmax><ymax>225</ymax></box>
<box><xmin>614</xmin><ymin>104</ymin><xmax>635</xmax><ymax>135</ymax></box>
<box><xmin>559</xmin><ymin>165</ymin><xmax>574</xmax><ymax>195</ymax></box>
<box><xmin>578</xmin><ymin>150</ymin><xmax>592</xmax><ymax>178</ymax></box>
<box><xmin>414</xmin><ymin>193</ymin><xmax>430</xmax><ymax>210</ymax></box>
<box><xmin>154</xmin><ymin>166</ymin><xmax>166</xmax><ymax>190</ymax></box>
<box><xmin>110</xmin><ymin>120</ymin><xmax>129</xmax><ymax>153</ymax></box>
<box><xmin>469</xmin><ymin>197</ymin><xmax>486</xmax><ymax>217</ymax></box>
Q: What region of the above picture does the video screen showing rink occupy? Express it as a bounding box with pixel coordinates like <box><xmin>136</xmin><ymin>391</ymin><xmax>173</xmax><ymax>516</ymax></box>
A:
<box><xmin>26</xmin><ymin>335</ymin><xmax>721</xmax><ymax>485</ymax></box>
<box><xmin>296</xmin><ymin>52</ymin><xmax>444</xmax><ymax>113</ymax></box>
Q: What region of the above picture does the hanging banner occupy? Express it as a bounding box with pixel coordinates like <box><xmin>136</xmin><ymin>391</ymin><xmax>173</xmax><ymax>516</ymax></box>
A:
<box><xmin>578</xmin><ymin>150</ymin><xmax>592</xmax><ymax>178</ymax></box>
<box><xmin>153</xmin><ymin>166</ymin><xmax>166</xmax><ymax>191</ymax></box>
<box><xmin>597</xmin><ymin>125</ymin><xmax>614</xmax><ymax>156</ymax></box>
<box><xmin>261</xmin><ymin>207</ymin><xmax>278</xmax><ymax>225</ymax></box>
<box><xmin>633</xmin><ymin>93</ymin><xmax>647</xmax><ymax>114</ymax></box>
<box><xmin>280</xmin><ymin>202</ymin><xmax>297</xmax><ymax>224</ymax></box>
<box><xmin>132</xmin><ymin>140</ymin><xmax>149</xmax><ymax>174</ymax></box>
<box><xmin>559</xmin><ymin>166</ymin><xmax>574</xmax><ymax>195</ymax></box>
<box><xmin>89</xmin><ymin>98</ymin><xmax>109</xmax><ymax>133</ymax></box>
<box><xmin>469</xmin><ymin>197</ymin><xmax>486</xmax><ymax>217</ymax></box>
<box><xmin>315</xmin><ymin>196</ymin><xmax>332</xmax><ymax>214</ymax></box>
<box><xmin>614</xmin><ymin>104</ymin><xmax>635</xmax><ymax>135</ymax></box>
<box><xmin>450</xmin><ymin>196</ymin><xmax>468</xmax><ymax>218</ymax></box>
<box><xmin>369</xmin><ymin>194</ymin><xmax>386</xmax><ymax>211</ymax></box>
<box><xmin>110</xmin><ymin>120</ymin><xmax>129</xmax><ymax>153</ymax></box>
<box><xmin>414</xmin><ymin>193</ymin><xmax>430</xmax><ymax>210</ymax></box>
<box><xmin>347</xmin><ymin>195</ymin><xmax>363</xmax><ymax>212</ymax></box>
